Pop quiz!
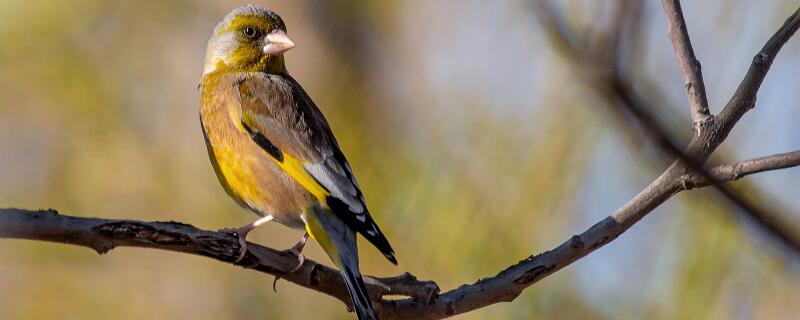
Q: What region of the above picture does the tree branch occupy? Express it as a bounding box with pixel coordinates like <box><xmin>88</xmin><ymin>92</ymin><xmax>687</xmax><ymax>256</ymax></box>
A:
<box><xmin>661</xmin><ymin>0</ymin><xmax>711</xmax><ymax>128</ymax></box>
<box><xmin>3</xmin><ymin>3</ymin><xmax>800</xmax><ymax>320</ymax></box>
<box><xmin>687</xmin><ymin>150</ymin><xmax>800</xmax><ymax>187</ymax></box>
<box><xmin>0</xmin><ymin>208</ymin><xmax>440</xmax><ymax>315</ymax></box>
<box><xmin>690</xmin><ymin>8</ymin><xmax>800</xmax><ymax>162</ymax></box>
<box><xmin>533</xmin><ymin>0</ymin><xmax>800</xmax><ymax>255</ymax></box>
<box><xmin>2</xmin><ymin>149</ymin><xmax>799</xmax><ymax>318</ymax></box>
<box><xmin>716</xmin><ymin>9</ymin><xmax>800</xmax><ymax>134</ymax></box>
<box><xmin>6</xmin><ymin>143</ymin><xmax>800</xmax><ymax>320</ymax></box>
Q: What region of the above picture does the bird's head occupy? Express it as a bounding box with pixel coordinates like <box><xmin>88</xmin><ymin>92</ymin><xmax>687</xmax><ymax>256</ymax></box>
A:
<box><xmin>203</xmin><ymin>5</ymin><xmax>295</xmax><ymax>76</ymax></box>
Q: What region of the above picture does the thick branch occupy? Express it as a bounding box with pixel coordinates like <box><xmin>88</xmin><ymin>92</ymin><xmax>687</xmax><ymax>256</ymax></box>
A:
<box><xmin>661</xmin><ymin>0</ymin><xmax>711</xmax><ymax>126</ymax></box>
<box><xmin>2</xmin><ymin>4</ymin><xmax>800</xmax><ymax>320</ymax></box>
<box><xmin>0</xmin><ymin>208</ymin><xmax>440</xmax><ymax>316</ymax></box>
<box><xmin>3</xmin><ymin>147</ymin><xmax>799</xmax><ymax>318</ymax></box>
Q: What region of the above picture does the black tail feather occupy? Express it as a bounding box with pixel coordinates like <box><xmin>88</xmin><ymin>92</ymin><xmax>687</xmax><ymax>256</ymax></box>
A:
<box><xmin>326</xmin><ymin>196</ymin><xmax>397</xmax><ymax>265</ymax></box>
<box><xmin>341</xmin><ymin>264</ymin><xmax>377</xmax><ymax>320</ymax></box>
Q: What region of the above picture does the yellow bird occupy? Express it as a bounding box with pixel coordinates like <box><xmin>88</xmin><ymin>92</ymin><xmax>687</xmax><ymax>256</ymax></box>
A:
<box><xmin>199</xmin><ymin>5</ymin><xmax>396</xmax><ymax>320</ymax></box>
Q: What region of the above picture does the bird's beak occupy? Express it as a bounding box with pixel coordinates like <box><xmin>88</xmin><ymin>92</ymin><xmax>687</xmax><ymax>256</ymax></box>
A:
<box><xmin>263</xmin><ymin>30</ymin><xmax>295</xmax><ymax>55</ymax></box>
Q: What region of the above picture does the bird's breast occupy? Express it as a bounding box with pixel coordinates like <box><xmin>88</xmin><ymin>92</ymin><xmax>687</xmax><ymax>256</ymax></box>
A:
<box><xmin>199</xmin><ymin>75</ymin><xmax>311</xmax><ymax>229</ymax></box>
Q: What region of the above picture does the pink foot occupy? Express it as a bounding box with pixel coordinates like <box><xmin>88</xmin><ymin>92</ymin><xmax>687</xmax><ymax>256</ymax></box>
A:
<box><xmin>272</xmin><ymin>233</ymin><xmax>310</xmax><ymax>292</ymax></box>
<box><xmin>286</xmin><ymin>232</ymin><xmax>309</xmax><ymax>272</ymax></box>
<box><xmin>234</xmin><ymin>228</ymin><xmax>250</xmax><ymax>263</ymax></box>
<box><xmin>220</xmin><ymin>215</ymin><xmax>274</xmax><ymax>263</ymax></box>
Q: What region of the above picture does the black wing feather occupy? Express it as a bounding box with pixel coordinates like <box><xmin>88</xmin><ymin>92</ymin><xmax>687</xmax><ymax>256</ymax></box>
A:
<box><xmin>280</xmin><ymin>74</ymin><xmax>397</xmax><ymax>264</ymax></box>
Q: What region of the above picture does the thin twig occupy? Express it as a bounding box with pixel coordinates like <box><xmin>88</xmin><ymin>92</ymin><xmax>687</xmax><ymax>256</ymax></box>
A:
<box><xmin>533</xmin><ymin>0</ymin><xmax>800</xmax><ymax>255</ymax></box>
<box><xmin>688</xmin><ymin>150</ymin><xmax>800</xmax><ymax>187</ymax></box>
<box><xmin>661</xmin><ymin>0</ymin><xmax>711</xmax><ymax>128</ymax></box>
<box><xmin>715</xmin><ymin>9</ymin><xmax>800</xmax><ymax>134</ymax></box>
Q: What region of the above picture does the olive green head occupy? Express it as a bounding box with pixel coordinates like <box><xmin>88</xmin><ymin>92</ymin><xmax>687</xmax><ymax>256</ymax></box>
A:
<box><xmin>203</xmin><ymin>5</ymin><xmax>295</xmax><ymax>75</ymax></box>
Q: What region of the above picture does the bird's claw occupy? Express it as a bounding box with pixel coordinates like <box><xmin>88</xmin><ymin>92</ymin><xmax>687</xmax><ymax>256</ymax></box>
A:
<box><xmin>216</xmin><ymin>228</ymin><xmax>248</xmax><ymax>262</ymax></box>
<box><xmin>272</xmin><ymin>233</ymin><xmax>309</xmax><ymax>292</ymax></box>
<box><xmin>234</xmin><ymin>235</ymin><xmax>248</xmax><ymax>263</ymax></box>
<box><xmin>286</xmin><ymin>232</ymin><xmax>308</xmax><ymax>272</ymax></box>
<box><xmin>272</xmin><ymin>276</ymin><xmax>280</xmax><ymax>292</ymax></box>
<box><xmin>291</xmin><ymin>254</ymin><xmax>305</xmax><ymax>273</ymax></box>
<box><xmin>272</xmin><ymin>253</ymin><xmax>303</xmax><ymax>293</ymax></box>
<box><xmin>221</xmin><ymin>216</ymin><xmax>275</xmax><ymax>263</ymax></box>
<box><xmin>286</xmin><ymin>247</ymin><xmax>305</xmax><ymax>273</ymax></box>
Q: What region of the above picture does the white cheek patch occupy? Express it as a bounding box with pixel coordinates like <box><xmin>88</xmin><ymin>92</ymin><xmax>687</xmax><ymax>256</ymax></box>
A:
<box><xmin>202</xmin><ymin>58</ymin><xmax>223</xmax><ymax>75</ymax></box>
<box><xmin>202</xmin><ymin>32</ymin><xmax>237</xmax><ymax>75</ymax></box>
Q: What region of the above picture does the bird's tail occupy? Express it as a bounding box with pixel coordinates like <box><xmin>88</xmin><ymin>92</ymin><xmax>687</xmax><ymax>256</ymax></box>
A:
<box><xmin>305</xmin><ymin>206</ymin><xmax>377</xmax><ymax>320</ymax></box>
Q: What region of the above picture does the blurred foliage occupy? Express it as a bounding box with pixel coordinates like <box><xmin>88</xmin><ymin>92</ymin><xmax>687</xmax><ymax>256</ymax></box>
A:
<box><xmin>0</xmin><ymin>0</ymin><xmax>798</xmax><ymax>319</ymax></box>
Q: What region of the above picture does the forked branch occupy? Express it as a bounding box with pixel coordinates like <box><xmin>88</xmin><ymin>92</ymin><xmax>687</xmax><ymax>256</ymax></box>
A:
<box><xmin>2</xmin><ymin>3</ymin><xmax>800</xmax><ymax>320</ymax></box>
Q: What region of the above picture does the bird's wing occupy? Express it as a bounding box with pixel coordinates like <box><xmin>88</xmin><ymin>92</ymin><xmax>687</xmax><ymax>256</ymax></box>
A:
<box><xmin>236</xmin><ymin>73</ymin><xmax>396</xmax><ymax>264</ymax></box>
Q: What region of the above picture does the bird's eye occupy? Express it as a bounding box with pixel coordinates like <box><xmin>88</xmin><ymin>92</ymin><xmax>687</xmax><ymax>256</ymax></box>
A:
<box><xmin>243</xmin><ymin>27</ymin><xmax>258</xmax><ymax>39</ymax></box>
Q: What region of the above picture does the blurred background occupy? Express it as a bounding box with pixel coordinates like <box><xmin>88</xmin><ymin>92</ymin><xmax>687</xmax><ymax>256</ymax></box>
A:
<box><xmin>1</xmin><ymin>0</ymin><xmax>799</xmax><ymax>319</ymax></box>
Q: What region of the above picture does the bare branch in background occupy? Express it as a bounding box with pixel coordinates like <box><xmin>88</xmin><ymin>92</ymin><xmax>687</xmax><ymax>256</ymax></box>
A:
<box><xmin>691</xmin><ymin>150</ymin><xmax>800</xmax><ymax>187</ymax></box>
<box><xmin>661</xmin><ymin>0</ymin><xmax>712</xmax><ymax>128</ymax></box>
<box><xmin>533</xmin><ymin>0</ymin><xmax>800</xmax><ymax>255</ymax></box>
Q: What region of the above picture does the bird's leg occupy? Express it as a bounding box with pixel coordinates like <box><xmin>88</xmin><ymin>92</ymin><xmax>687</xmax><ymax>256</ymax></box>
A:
<box><xmin>286</xmin><ymin>232</ymin><xmax>309</xmax><ymax>272</ymax></box>
<box><xmin>272</xmin><ymin>232</ymin><xmax>310</xmax><ymax>292</ymax></box>
<box><xmin>221</xmin><ymin>215</ymin><xmax>274</xmax><ymax>263</ymax></box>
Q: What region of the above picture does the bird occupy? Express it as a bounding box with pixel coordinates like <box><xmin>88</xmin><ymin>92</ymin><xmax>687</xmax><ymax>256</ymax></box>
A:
<box><xmin>198</xmin><ymin>5</ymin><xmax>396</xmax><ymax>320</ymax></box>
